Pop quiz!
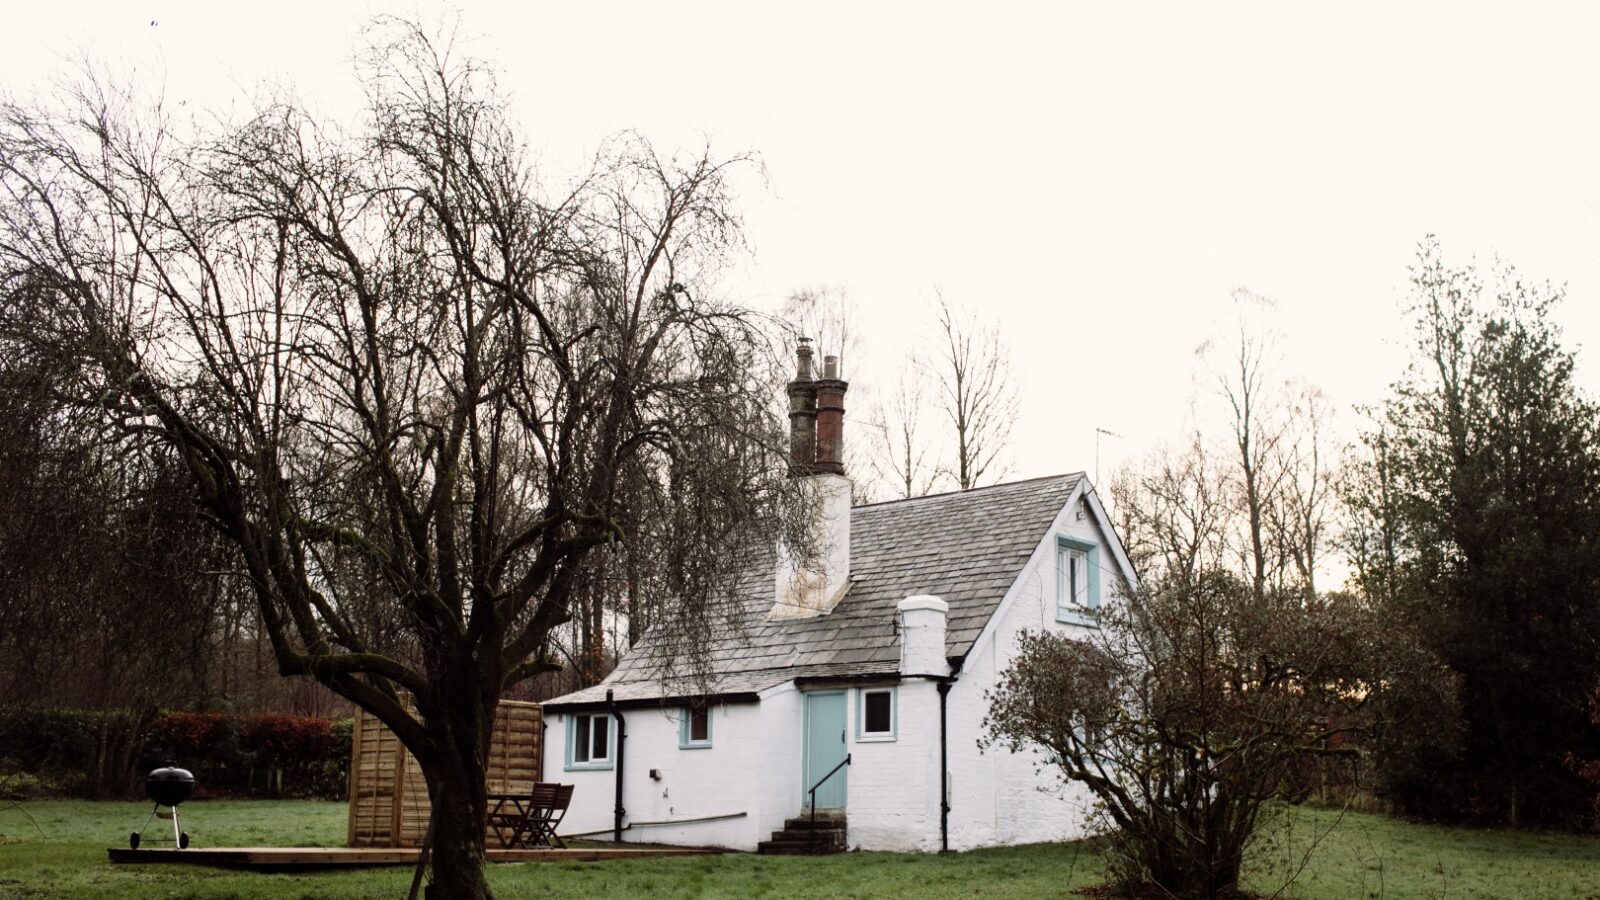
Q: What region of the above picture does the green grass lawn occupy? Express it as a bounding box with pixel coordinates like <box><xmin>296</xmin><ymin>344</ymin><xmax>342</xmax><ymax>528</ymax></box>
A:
<box><xmin>0</xmin><ymin>799</ymin><xmax>1597</xmax><ymax>899</ymax></box>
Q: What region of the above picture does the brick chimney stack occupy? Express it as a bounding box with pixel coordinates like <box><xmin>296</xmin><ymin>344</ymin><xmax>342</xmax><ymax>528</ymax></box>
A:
<box><xmin>787</xmin><ymin>339</ymin><xmax>818</xmax><ymax>475</ymax></box>
<box><xmin>813</xmin><ymin>354</ymin><xmax>848</xmax><ymax>475</ymax></box>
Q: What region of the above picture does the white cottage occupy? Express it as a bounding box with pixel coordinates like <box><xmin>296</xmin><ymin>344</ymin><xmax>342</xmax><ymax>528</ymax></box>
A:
<box><xmin>541</xmin><ymin>342</ymin><xmax>1137</xmax><ymax>853</ymax></box>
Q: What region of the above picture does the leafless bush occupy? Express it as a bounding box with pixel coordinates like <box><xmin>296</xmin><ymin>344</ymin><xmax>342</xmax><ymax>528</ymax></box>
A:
<box><xmin>983</xmin><ymin>573</ymin><xmax>1455</xmax><ymax>898</ymax></box>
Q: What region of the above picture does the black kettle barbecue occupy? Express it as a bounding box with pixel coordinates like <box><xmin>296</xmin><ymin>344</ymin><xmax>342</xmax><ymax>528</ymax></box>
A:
<box><xmin>130</xmin><ymin>766</ymin><xmax>194</xmax><ymax>849</ymax></box>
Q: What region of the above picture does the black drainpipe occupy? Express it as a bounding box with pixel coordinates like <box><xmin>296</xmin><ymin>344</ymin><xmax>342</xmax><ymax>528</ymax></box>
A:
<box><xmin>937</xmin><ymin>678</ymin><xmax>952</xmax><ymax>853</ymax></box>
<box><xmin>608</xmin><ymin>689</ymin><xmax>626</xmax><ymax>843</ymax></box>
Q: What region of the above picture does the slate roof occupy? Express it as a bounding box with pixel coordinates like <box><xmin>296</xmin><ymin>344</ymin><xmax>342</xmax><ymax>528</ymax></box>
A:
<box><xmin>545</xmin><ymin>473</ymin><xmax>1083</xmax><ymax>709</ymax></box>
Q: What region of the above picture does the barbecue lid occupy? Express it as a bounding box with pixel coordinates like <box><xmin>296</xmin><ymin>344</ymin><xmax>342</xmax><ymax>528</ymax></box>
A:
<box><xmin>147</xmin><ymin>766</ymin><xmax>195</xmax><ymax>784</ymax></box>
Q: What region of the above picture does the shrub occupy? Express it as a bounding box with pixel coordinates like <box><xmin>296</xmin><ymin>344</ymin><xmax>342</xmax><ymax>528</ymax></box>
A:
<box><xmin>0</xmin><ymin>706</ymin><xmax>352</xmax><ymax>799</ymax></box>
<box><xmin>241</xmin><ymin>714</ymin><xmax>336</xmax><ymax>763</ymax></box>
<box><xmin>1564</xmin><ymin>685</ymin><xmax>1600</xmax><ymax>826</ymax></box>
<box><xmin>983</xmin><ymin>573</ymin><xmax>1456</xmax><ymax>899</ymax></box>
<box><xmin>0</xmin><ymin>769</ymin><xmax>48</xmax><ymax>800</ymax></box>
<box><xmin>0</xmin><ymin>707</ymin><xmax>153</xmax><ymax>798</ymax></box>
<box><xmin>149</xmin><ymin>712</ymin><xmax>232</xmax><ymax>760</ymax></box>
<box><xmin>240</xmin><ymin>714</ymin><xmax>348</xmax><ymax>797</ymax></box>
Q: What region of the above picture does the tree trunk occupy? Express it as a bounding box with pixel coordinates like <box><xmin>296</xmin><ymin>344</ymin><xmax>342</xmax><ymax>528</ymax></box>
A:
<box><xmin>417</xmin><ymin>688</ymin><xmax>497</xmax><ymax>900</ymax></box>
<box><xmin>421</xmin><ymin>748</ymin><xmax>494</xmax><ymax>900</ymax></box>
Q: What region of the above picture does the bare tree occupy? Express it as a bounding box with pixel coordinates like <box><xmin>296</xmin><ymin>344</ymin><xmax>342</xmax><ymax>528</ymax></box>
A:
<box><xmin>864</xmin><ymin>354</ymin><xmax>944</xmax><ymax>499</ymax></box>
<box><xmin>1199</xmin><ymin>292</ymin><xmax>1299</xmax><ymax>598</ymax></box>
<box><xmin>1108</xmin><ymin>434</ymin><xmax>1231</xmax><ymax>584</ymax></box>
<box><xmin>929</xmin><ymin>292</ymin><xmax>1019</xmax><ymax>491</ymax></box>
<box><xmin>0</xmin><ymin>21</ymin><xmax>809</xmax><ymax>898</ymax></box>
<box><xmin>781</xmin><ymin>285</ymin><xmax>856</xmax><ymax>377</ymax></box>
<box><xmin>1115</xmin><ymin>296</ymin><xmax>1338</xmax><ymax>598</ymax></box>
<box><xmin>1275</xmin><ymin>384</ymin><xmax>1336</xmax><ymax>596</ymax></box>
<box><xmin>0</xmin><ymin>355</ymin><xmax>265</xmax><ymax>712</ymax></box>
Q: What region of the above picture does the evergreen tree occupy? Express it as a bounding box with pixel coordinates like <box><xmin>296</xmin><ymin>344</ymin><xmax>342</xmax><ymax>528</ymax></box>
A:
<box><xmin>1348</xmin><ymin>237</ymin><xmax>1600</xmax><ymax>827</ymax></box>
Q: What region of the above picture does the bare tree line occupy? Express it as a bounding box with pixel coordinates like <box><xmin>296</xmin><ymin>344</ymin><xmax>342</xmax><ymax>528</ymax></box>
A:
<box><xmin>1110</xmin><ymin>290</ymin><xmax>1339</xmax><ymax>597</ymax></box>
<box><xmin>783</xmin><ymin>287</ymin><xmax>1022</xmax><ymax>502</ymax></box>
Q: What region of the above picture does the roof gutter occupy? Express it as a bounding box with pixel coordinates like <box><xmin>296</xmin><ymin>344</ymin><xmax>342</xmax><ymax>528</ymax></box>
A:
<box><xmin>544</xmin><ymin>690</ymin><xmax>760</xmax><ymax>714</ymax></box>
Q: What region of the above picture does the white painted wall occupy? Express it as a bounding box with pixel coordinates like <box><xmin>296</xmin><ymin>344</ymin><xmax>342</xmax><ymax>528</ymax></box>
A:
<box><xmin>543</xmin><ymin>700</ymin><xmax>778</xmax><ymax>850</ymax></box>
<box><xmin>753</xmin><ymin>683</ymin><xmax>804</xmax><ymax>840</ymax></box>
<box><xmin>841</xmin><ymin>677</ymin><xmax>943</xmax><ymax>851</ymax></box>
<box><xmin>943</xmin><ymin>484</ymin><xmax>1124</xmax><ymax>850</ymax></box>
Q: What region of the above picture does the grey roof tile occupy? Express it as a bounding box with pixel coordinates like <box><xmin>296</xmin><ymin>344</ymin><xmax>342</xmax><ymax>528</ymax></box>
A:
<box><xmin>545</xmin><ymin>473</ymin><xmax>1082</xmax><ymax>707</ymax></box>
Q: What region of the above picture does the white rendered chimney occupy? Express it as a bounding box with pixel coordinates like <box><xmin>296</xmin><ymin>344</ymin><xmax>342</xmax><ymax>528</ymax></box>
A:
<box><xmin>773</xmin><ymin>474</ymin><xmax>852</xmax><ymax>619</ymax></box>
<box><xmin>898</xmin><ymin>595</ymin><xmax>950</xmax><ymax>677</ymax></box>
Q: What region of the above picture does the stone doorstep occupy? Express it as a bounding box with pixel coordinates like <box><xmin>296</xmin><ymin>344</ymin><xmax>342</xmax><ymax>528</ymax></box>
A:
<box><xmin>757</xmin><ymin>812</ymin><xmax>848</xmax><ymax>856</ymax></box>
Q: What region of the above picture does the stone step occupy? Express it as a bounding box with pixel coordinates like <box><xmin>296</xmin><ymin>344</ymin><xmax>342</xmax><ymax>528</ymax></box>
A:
<box><xmin>757</xmin><ymin>813</ymin><xmax>849</xmax><ymax>855</ymax></box>
<box><xmin>756</xmin><ymin>838</ymin><xmax>846</xmax><ymax>855</ymax></box>
<box><xmin>783</xmin><ymin>816</ymin><xmax>847</xmax><ymax>832</ymax></box>
<box><xmin>756</xmin><ymin>841</ymin><xmax>822</xmax><ymax>856</ymax></box>
<box><xmin>769</xmin><ymin>829</ymin><xmax>845</xmax><ymax>846</ymax></box>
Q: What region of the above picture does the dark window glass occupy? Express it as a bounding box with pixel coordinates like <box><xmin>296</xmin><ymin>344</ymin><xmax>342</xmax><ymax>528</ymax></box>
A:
<box><xmin>864</xmin><ymin>690</ymin><xmax>892</xmax><ymax>734</ymax></box>
<box><xmin>591</xmin><ymin>715</ymin><xmax>608</xmax><ymax>760</ymax></box>
<box><xmin>690</xmin><ymin>708</ymin><xmax>710</xmax><ymax>743</ymax></box>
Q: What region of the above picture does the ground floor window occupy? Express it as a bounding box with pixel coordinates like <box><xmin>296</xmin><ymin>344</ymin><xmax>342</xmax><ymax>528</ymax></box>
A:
<box><xmin>566</xmin><ymin>712</ymin><xmax>613</xmax><ymax>770</ymax></box>
<box><xmin>857</xmin><ymin>687</ymin><xmax>896</xmax><ymax>741</ymax></box>
<box><xmin>679</xmin><ymin>705</ymin><xmax>713</xmax><ymax>749</ymax></box>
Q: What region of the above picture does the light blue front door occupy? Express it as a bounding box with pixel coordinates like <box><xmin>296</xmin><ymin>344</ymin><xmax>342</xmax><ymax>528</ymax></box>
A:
<box><xmin>803</xmin><ymin>691</ymin><xmax>848</xmax><ymax>809</ymax></box>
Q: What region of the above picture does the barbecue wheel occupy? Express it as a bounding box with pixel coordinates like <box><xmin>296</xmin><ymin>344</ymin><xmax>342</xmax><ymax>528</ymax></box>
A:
<box><xmin>179</xmin><ymin>832</ymin><xmax>189</xmax><ymax>849</ymax></box>
<box><xmin>129</xmin><ymin>832</ymin><xmax>140</xmax><ymax>850</ymax></box>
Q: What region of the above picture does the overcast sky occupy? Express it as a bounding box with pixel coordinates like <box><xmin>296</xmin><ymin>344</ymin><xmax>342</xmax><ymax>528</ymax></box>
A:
<box><xmin>8</xmin><ymin>1</ymin><xmax>1600</xmax><ymax>487</ymax></box>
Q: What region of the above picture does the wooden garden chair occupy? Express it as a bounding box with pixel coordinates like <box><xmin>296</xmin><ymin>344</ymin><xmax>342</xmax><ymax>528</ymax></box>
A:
<box><xmin>487</xmin><ymin>782</ymin><xmax>572</xmax><ymax>849</ymax></box>
<box><xmin>487</xmin><ymin>782</ymin><xmax>551</xmax><ymax>848</ymax></box>
<box><xmin>526</xmin><ymin>783</ymin><xmax>573</xmax><ymax>849</ymax></box>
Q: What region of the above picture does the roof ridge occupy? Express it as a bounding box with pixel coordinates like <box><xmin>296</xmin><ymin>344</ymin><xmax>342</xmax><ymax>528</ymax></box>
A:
<box><xmin>853</xmin><ymin>471</ymin><xmax>1084</xmax><ymax>510</ymax></box>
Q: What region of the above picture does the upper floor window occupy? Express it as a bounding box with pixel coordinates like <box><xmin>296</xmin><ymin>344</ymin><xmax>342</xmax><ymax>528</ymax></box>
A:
<box><xmin>1056</xmin><ymin>536</ymin><xmax>1101</xmax><ymax>627</ymax></box>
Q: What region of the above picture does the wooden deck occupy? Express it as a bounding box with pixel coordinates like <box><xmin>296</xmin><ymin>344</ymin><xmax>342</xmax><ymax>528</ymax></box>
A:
<box><xmin>107</xmin><ymin>846</ymin><xmax>721</xmax><ymax>870</ymax></box>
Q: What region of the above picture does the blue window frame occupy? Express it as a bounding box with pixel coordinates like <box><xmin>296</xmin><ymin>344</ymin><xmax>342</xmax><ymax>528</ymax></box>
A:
<box><xmin>564</xmin><ymin>712</ymin><xmax>614</xmax><ymax>771</ymax></box>
<box><xmin>855</xmin><ymin>687</ymin><xmax>897</xmax><ymax>742</ymax></box>
<box><xmin>679</xmin><ymin>705</ymin><xmax>713</xmax><ymax>749</ymax></box>
<box><xmin>1055</xmin><ymin>535</ymin><xmax>1101</xmax><ymax>627</ymax></box>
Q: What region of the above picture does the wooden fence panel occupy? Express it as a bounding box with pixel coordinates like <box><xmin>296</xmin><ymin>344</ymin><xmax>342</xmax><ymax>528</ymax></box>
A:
<box><xmin>346</xmin><ymin>700</ymin><xmax>543</xmax><ymax>848</ymax></box>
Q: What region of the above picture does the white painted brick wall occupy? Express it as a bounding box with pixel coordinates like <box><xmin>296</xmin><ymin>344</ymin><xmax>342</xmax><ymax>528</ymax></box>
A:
<box><xmin>754</xmin><ymin>685</ymin><xmax>805</xmax><ymax>839</ymax></box>
<box><xmin>944</xmin><ymin>486</ymin><xmax>1115</xmax><ymax>850</ymax></box>
<box><xmin>543</xmin><ymin>701</ymin><xmax>779</xmax><ymax>850</ymax></box>
<box><xmin>844</xmin><ymin>678</ymin><xmax>941</xmax><ymax>851</ymax></box>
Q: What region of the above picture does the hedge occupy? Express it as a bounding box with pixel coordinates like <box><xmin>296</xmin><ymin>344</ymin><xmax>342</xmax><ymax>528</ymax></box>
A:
<box><xmin>0</xmin><ymin>707</ymin><xmax>351</xmax><ymax>800</ymax></box>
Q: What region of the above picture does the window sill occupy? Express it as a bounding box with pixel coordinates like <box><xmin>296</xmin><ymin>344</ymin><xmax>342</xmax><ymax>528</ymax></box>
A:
<box><xmin>855</xmin><ymin>733</ymin><xmax>896</xmax><ymax>743</ymax></box>
<box><xmin>564</xmin><ymin>761</ymin><xmax>614</xmax><ymax>772</ymax></box>
<box><xmin>678</xmin><ymin>741</ymin><xmax>713</xmax><ymax>750</ymax></box>
<box><xmin>1056</xmin><ymin>607</ymin><xmax>1101</xmax><ymax>628</ymax></box>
